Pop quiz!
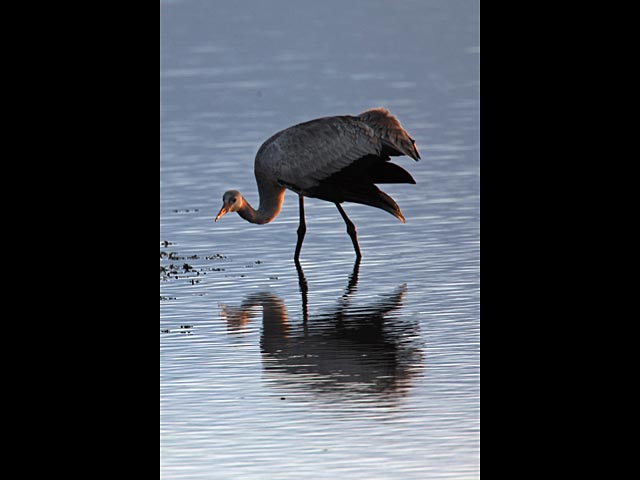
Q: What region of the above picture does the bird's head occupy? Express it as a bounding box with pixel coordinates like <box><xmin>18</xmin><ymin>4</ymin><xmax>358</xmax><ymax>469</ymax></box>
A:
<box><xmin>215</xmin><ymin>190</ymin><xmax>243</xmax><ymax>222</ymax></box>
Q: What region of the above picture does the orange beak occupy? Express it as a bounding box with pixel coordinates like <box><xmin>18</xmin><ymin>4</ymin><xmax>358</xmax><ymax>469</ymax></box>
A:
<box><xmin>215</xmin><ymin>204</ymin><xmax>230</xmax><ymax>222</ymax></box>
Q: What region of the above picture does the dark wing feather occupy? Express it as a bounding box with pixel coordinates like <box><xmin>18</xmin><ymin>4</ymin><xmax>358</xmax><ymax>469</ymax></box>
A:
<box><xmin>303</xmin><ymin>154</ymin><xmax>414</xmax><ymax>223</ymax></box>
<box><xmin>307</xmin><ymin>180</ymin><xmax>406</xmax><ymax>223</ymax></box>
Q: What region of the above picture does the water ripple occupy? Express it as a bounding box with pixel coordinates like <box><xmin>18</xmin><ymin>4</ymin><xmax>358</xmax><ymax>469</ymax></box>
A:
<box><xmin>161</xmin><ymin>0</ymin><xmax>479</xmax><ymax>477</ymax></box>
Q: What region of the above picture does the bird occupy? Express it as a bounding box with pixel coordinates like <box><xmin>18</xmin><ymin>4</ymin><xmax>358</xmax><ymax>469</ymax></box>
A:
<box><xmin>215</xmin><ymin>107</ymin><xmax>421</xmax><ymax>261</ymax></box>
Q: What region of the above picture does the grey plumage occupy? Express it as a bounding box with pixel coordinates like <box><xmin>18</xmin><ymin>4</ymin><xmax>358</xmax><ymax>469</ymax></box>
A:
<box><xmin>258</xmin><ymin>107</ymin><xmax>419</xmax><ymax>190</ymax></box>
<box><xmin>216</xmin><ymin>107</ymin><xmax>421</xmax><ymax>260</ymax></box>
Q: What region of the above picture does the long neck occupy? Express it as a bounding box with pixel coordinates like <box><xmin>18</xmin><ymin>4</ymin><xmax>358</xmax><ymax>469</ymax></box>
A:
<box><xmin>238</xmin><ymin>180</ymin><xmax>285</xmax><ymax>225</ymax></box>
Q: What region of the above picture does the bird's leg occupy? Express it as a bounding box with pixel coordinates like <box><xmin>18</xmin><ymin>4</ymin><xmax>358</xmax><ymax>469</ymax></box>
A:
<box><xmin>335</xmin><ymin>203</ymin><xmax>362</xmax><ymax>259</ymax></box>
<box><xmin>294</xmin><ymin>195</ymin><xmax>307</xmax><ymax>261</ymax></box>
<box><xmin>294</xmin><ymin>259</ymin><xmax>309</xmax><ymax>326</ymax></box>
<box><xmin>346</xmin><ymin>256</ymin><xmax>361</xmax><ymax>295</ymax></box>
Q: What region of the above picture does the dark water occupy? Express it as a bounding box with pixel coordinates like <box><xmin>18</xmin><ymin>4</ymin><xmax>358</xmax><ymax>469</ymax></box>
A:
<box><xmin>161</xmin><ymin>0</ymin><xmax>479</xmax><ymax>478</ymax></box>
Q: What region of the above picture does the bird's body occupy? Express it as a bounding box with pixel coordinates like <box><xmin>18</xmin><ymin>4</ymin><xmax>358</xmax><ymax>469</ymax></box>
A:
<box><xmin>216</xmin><ymin>108</ymin><xmax>421</xmax><ymax>260</ymax></box>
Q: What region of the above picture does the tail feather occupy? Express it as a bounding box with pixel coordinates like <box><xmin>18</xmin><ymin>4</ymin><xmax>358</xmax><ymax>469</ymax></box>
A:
<box><xmin>369</xmin><ymin>161</ymin><xmax>416</xmax><ymax>184</ymax></box>
<box><xmin>336</xmin><ymin>183</ymin><xmax>406</xmax><ymax>223</ymax></box>
<box><xmin>326</xmin><ymin>153</ymin><xmax>416</xmax><ymax>185</ymax></box>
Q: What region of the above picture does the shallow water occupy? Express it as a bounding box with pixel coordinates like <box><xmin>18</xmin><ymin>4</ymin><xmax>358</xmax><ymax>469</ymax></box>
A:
<box><xmin>161</xmin><ymin>0</ymin><xmax>479</xmax><ymax>478</ymax></box>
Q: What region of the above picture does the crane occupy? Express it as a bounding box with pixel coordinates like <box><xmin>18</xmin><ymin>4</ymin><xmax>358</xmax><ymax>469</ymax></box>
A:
<box><xmin>215</xmin><ymin>107</ymin><xmax>421</xmax><ymax>261</ymax></box>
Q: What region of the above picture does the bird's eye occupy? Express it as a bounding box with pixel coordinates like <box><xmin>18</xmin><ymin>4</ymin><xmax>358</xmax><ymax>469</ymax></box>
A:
<box><xmin>230</xmin><ymin>198</ymin><xmax>236</xmax><ymax>204</ymax></box>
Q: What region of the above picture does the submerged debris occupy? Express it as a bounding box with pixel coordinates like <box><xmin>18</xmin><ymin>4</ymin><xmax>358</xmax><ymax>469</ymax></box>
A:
<box><xmin>160</xmin><ymin>241</ymin><xmax>229</xmax><ymax>285</ymax></box>
<box><xmin>160</xmin><ymin>325</ymin><xmax>194</xmax><ymax>334</ymax></box>
<box><xmin>160</xmin><ymin>242</ymin><xmax>265</xmax><ymax>304</ymax></box>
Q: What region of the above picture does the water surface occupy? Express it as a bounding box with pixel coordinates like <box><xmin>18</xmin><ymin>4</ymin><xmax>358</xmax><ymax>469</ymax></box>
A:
<box><xmin>161</xmin><ymin>1</ymin><xmax>479</xmax><ymax>478</ymax></box>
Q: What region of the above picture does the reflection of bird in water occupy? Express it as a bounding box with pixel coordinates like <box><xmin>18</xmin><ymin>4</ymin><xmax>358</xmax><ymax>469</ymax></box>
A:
<box><xmin>220</xmin><ymin>260</ymin><xmax>423</xmax><ymax>401</ymax></box>
<box><xmin>215</xmin><ymin>108</ymin><xmax>421</xmax><ymax>260</ymax></box>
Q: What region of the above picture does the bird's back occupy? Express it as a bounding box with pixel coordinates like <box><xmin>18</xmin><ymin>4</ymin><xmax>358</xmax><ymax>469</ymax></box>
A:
<box><xmin>256</xmin><ymin>108</ymin><xmax>419</xmax><ymax>188</ymax></box>
<box><xmin>255</xmin><ymin>108</ymin><xmax>420</xmax><ymax>222</ymax></box>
